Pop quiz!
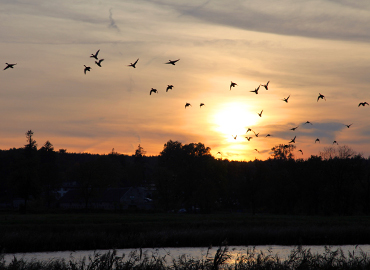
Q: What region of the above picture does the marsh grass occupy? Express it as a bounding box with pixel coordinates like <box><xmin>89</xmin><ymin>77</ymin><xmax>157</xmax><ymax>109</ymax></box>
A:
<box><xmin>2</xmin><ymin>245</ymin><xmax>370</xmax><ymax>270</ymax></box>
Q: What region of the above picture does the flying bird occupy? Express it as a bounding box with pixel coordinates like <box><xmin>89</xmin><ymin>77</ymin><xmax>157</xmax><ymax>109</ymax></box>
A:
<box><xmin>185</xmin><ymin>102</ymin><xmax>192</xmax><ymax>109</ymax></box>
<box><xmin>90</xmin><ymin>50</ymin><xmax>100</xmax><ymax>60</ymax></box>
<box><xmin>150</xmin><ymin>88</ymin><xmax>158</xmax><ymax>95</ymax></box>
<box><xmin>290</xmin><ymin>126</ymin><xmax>299</xmax><ymax>131</ymax></box>
<box><xmin>254</xmin><ymin>149</ymin><xmax>259</xmax><ymax>153</ymax></box>
<box><xmin>315</xmin><ymin>138</ymin><xmax>320</xmax><ymax>143</ymax></box>
<box><xmin>266</xmin><ymin>134</ymin><xmax>272</xmax><ymax>137</ymax></box>
<box><xmin>128</xmin><ymin>58</ymin><xmax>139</xmax><ymax>68</ymax></box>
<box><xmin>345</xmin><ymin>123</ymin><xmax>353</xmax><ymax>128</ymax></box>
<box><xmin>246</xmin><ymin>128</ymin><xmax>252</xmax><ymax>133</ymax></box>
<box><xmin>166</xmin><ymin>85</ymin><xmax>174</xmax><ymax>92</ymax></box>
<box><xmin>230</xmin><ymin>81</ymin><xmax>237</xmax><ymax>90</ymax></box>
<box><xmin>200</xmin><ymin>103</ymin><xmax>205</xmax><ymax>108</ymax></box>
<box><xmin>250</xmin><ymin>85</ymin><xmax>260</xmax><ymax>94</ymax></box>
<box><xmin>282</xmin><ymin>95</ymin><xmax>290</xmax><ymax>103</ymax></box>
<box><xmin>298</xmin><ymin>149</ymin><xmax>303</xmax><ymax>155</ymax></box>
<box><xmin>317</xmin><ymin>93</ymin><xmax>326</xmax><ymax>102</ymax></box>
<box><xmin>165</xmin><ymin>59</ymin><xmax>180</xmax><ymax>65</ymax></box>
<box><xmin>304</xmin><ymin>121</ymin><xmax>313</xmax><ymax>125</ymax></box>
<box><xmin>83</xmin><ymin>65</ymin><xmax>91</xmax><ymax>74</ymax></box>
<box><xmin>257</xmin><ymin>110</ymin><xmax>263</xmax><ymax>117</ymax></box>
<box><xmin>4</xmin><ymin>63</ymin><xmax>16</xmax><ymax>70</ymax></box>
<box><xmin>261</xmin><ymin>81</ymin><xmax>270</xmax><ymax>90</ymax></box>
<box><xmin>254</xmin><ymin>131</ymin><xmax>259</xmax><ymax>137</ymax></box>
<box><xmin>289</xmin><ymin>136</ymin><xmax>296</xmax><ymax>143</ymax></box>
<box><xmin>245</xmin><ymin>137</ymin><xmax>252</xmax><ymax>141</ymax></box>
<box><xmin>333</xmin><ymin>140</ymin><xmax>338</xmax><ymax>145</ymax></box>
<box><xmin>358</xmin><ymin>102</ymin><xmax>369</xmax><ymax>107</ymax></box>
<box><xmin>95</xmin><ymin>59</ymin><xmax>104</xmax><ymax>67</ymax></box>
<box><xmin>232</xmin><ymin>135</ymin><xmax>237</xmax><ymax>140</ymax></box>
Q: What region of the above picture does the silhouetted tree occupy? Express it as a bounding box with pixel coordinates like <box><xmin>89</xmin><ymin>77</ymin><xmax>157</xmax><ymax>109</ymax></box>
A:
<box><xmin>73</xmin><ymin>156</ymin><xmax>121</xmax><ymax>209</ymax></box>
<box><xmin>24</xmin><ymin>130</ymin><xmax>37</xmax><ymax>152</ymax></box>
<box><xmin>271</xmin><ymin>144</ymin><xmax>296</xmax><ymax>160</ymax></box>
<box><xmin>38</xmin><ymin>140</ymin><xmax>59</xmax><ymax>207</ymax></box>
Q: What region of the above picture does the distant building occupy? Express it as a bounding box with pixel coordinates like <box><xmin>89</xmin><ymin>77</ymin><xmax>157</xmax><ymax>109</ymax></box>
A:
<box><xmin>58</xmin><ymin>187</ymin><xmax>153</xmax><ymax>210</ymax></box>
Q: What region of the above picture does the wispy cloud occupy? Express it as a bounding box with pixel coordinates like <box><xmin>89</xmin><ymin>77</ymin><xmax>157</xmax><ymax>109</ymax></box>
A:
<box><xmin>152</xmin><ymin>0</ymin><xmax>370</xmax><ymax>42</ymax></box>
<box><xmin>108</xmin><ymin>8</ymin><xmax>120</xmax><ymax>32</ymax></box>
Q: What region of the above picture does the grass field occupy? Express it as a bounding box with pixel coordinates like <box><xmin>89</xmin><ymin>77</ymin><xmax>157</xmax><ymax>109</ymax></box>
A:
<box><xmin>1</xmin><ymin>212</ymin><xmax>370</xmax><ymax>253</ymax></box>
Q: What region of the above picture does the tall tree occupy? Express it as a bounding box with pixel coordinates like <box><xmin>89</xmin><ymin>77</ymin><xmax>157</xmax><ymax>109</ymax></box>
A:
<box><xmin>271</xmin><ymin>144</ymin><xmax>296</xmax><ymax>160</ymax></box>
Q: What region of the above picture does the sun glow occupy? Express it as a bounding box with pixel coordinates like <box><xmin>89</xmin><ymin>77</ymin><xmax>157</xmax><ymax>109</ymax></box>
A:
<box><xmin>213</xmin><ymin>102</ymin><xmax>258</xmax><ymax>141</ymax></box>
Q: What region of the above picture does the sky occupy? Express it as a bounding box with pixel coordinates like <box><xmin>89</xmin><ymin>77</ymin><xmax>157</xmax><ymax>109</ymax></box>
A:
<box><xmin>1</xmin><ymin>0</ymin><xmax>370</xmax><ymax>161</ymax></box>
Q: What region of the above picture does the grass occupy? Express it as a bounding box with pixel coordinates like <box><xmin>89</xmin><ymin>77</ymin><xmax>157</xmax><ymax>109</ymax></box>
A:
<box><xmin>2</xmin><ymin>212</ymin><xmax>370</xmax><ymax>253</ymax></box>
<box><xmin>2</xmin><ymin>245</ymin><xmax>370</xmax><ymax>270</ymax></box>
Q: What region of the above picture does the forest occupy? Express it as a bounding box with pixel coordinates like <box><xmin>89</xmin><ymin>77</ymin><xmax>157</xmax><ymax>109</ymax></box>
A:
<box><xmin>1</xmin><ymin>130</ymin><xmax>370</xmax><ymax>216</ymax></box>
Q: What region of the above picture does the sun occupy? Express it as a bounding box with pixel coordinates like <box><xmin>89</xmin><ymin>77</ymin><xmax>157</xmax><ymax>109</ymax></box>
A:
<box><xmin>212</xmin><ymin>102</ymin><xmax>258</xmax><ymax>140</ymax></box>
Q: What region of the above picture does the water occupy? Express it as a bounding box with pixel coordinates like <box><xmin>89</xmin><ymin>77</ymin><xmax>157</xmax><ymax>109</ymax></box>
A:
<box><xmin>4</xmin><ymin>245</ymin><xmax>370</xmax><ymax>265</ymax></box>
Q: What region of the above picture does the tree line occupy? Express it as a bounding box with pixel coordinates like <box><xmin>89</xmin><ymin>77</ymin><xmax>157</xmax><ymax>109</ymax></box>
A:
<box><xmin>1</xmin><ymin>130</ymin><xmax>370</xmax><ymax>215</ymax></box>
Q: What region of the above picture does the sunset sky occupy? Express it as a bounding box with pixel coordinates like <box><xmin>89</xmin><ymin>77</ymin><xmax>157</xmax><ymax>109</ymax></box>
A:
<box><xmin>1</xmin><ymin>0</ymin><xmax>370</xmax><ymax>161</ymax></box>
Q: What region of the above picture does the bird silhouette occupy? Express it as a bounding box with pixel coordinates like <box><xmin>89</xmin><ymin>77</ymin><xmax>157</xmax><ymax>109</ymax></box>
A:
<box><xmin>257</xmin><ymin>110</ymin><xmax>263</xmax><ymax>117</ymax></box>
<box><xmin>166</xmin><ymin>85</ymin><xmax>174</xmax><ymax>92</ymax></box>
<box><xmin>315</xmin><ymin>138</ymin><xmax>320</xmax><ymax>143</ymax></box>
<box><xmin>289</xmin><ymin>136</ymin><xmax>296</xmax><ymax>143</ymax></box>
<box><xmin>298</xmin><ymin>149</ymin><xmax>303</xmax><ymax>155</ymax></box>
<box><xmin>245</xmin><ymin>136</ymin><xmax>252</xmax><ymax>141</ymax></box>
<box><xmin>246</xmin><ymin>128</ymin><xmax>252</xmax><ymax>133</ymax></box>
<box><xmin>254</xmin><ymin>131</ymin><xmax>259</xmax><ymax>137</ymax></box>
<box><xmin>185</xmin><ymin>102</ymin><xmax>192</xmax><ymax>109</ymax></box>
<box><xmin>128</xmin><ymin>58</ymin><xmax>139</xmax><ymax>68</ymax></box>
<box><xmin>358</xmin><ymin>102</ymin><xmax>369</xmax><ymax>107</ymax></box>
<box><xmin>250</xmin><ymin>85</ymin><xmax>260</xmax><ymax>94</ymax></box>
<box><xmin>266</xmin><ymin>134</ymin><xmax>272</xmax><ymax>137</ymax></box>
<box><xmin>317</xmin><ymin>93</ymin><xmax>326</xmax><ymax>102</ymax></box>
<box><xmin>333</xmin><ymin>140</ymin><xmax>338</xmax><ymax>145</ymax></box>
<box><xmin>232</xmin><ymin>135</ymin><xmax>237</xmax><ymax>140</ymax></box>
<box><xmin>200</xmin><ymin>103</ymin><xmax>205</xmax><ymax>108</ymax></box>
<box><xmin>150</xmin><ymin>88</ymin><xmax>158</xmax><ymax>95</ymax></box>
<box><xmin>230</xmin><ymin>81</ymin><xmax>237</xmax><ymax>90</ymax></box>
<box><xmin>290</xmin><ymin>126</ymin><xmax>299</xmax><ymax>131</ymax></box>
<box><xmin>165</xmin><ymin>59</ymin><xmax>180</xmax><ymax>65</ymax></box>
<box><xmin>83</xmin><ymin>65</ymin><xmax>91</xmax><ymax>74</ymax></box>
<box><xmin>4</xmin><ymin>63</ymin><xmax>16</xmax><ymax>70</ymax></box>
<box><xmin>261</xmin><ymin>81</ymin><xmax>270</xmax><ymax>90</ymax></box>
<box><xmin>95</xmin><ymin>59</ymin><xmax>104</xmax><ymax>67</ymax></box>
<box><xmin>90</xmin><ymin>50</ymin><xmax>100</xmax><ymax>60</ymax></box>
<box><xmin>254</xmin><ymin>149</ymin><xmax>259</xmax><ymax>153</ymax></box>
<box><xmin>304</xmin><ymin>121</ymin><xmax>313</xmax><ymax>125</ymax></box>
<box><xmin>345</xmin><ymin>123</ymin><xmax>353</xmax><ymax>128</ymax></box>
<box><xmin>282</xmin><ymin>95</ymin><xmax>290</xmax><ymax>103</ymax></box>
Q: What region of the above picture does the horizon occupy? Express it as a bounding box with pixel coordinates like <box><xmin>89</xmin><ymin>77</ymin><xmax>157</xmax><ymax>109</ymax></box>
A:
<box><xmin>1</xmin><ymin>1</ymin><xmax>370</xmax><ymax>161</ymax></box>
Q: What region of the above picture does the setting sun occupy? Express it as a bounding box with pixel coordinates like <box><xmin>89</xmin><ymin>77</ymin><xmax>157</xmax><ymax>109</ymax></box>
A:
<box><xmin>213</xmin><ymin>102</ymin><xmax>258</xmax><ymax>141</ymax></box>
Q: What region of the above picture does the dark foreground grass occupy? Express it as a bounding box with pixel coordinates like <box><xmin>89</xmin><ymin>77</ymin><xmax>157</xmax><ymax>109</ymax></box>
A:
<box><xmin>2</xmin><ymin>245</ymin><xmax>370</xmax><ymax>270</ymax></box>
<box><xmin>2</xmin><ymin>212</ymin><xmax>370</xmax><ymax>253</ymax></box>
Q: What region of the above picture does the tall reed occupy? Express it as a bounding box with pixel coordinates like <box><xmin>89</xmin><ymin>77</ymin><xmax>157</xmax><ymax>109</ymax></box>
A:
<box><xmin>2</xmin><ymin>245</ymin><xmax>370</xmax><ymax>270</ymax></box>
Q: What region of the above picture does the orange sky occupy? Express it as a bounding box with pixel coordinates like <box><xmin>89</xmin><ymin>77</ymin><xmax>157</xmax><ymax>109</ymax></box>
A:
<box><xmin>1</xmin><ymin>1</ymin><xmax>370</xmax><ymax>161</ymax></box>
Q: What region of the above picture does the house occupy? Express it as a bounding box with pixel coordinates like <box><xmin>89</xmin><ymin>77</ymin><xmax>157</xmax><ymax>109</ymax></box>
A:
<box><xmin>58</xmin><ymin>187</ymin><xmax>153</xmax><ymax>210</ymax></box>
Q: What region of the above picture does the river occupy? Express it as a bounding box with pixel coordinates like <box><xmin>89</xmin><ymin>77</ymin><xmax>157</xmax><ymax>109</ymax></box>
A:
<box><xmin>4</xmin><ymin>245</ymin><xmax>370</xmax><ymax>264</ymax></box>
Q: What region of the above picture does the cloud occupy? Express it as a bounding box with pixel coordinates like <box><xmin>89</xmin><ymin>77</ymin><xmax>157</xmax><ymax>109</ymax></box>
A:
<box><xmin>150</xmin><ymin>0</ymin><xmax>370</xmax><ymax>42</ymax></box>
<box><xmin>108</xmin><ymin>8</ymin><xmax>120</xmax><ymax>32</ymax></box>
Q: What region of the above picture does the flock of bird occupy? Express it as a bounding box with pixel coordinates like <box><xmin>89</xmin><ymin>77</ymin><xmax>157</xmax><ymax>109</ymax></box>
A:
<box><xmin>226</xmin><ymin>79</ymin><xmax>369</xmax><ymax>157</ymax></box>
<box><xmin>3</xmin><ymin>50</ymin><xmax>369</xmax><ymax>159</ymax></box>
